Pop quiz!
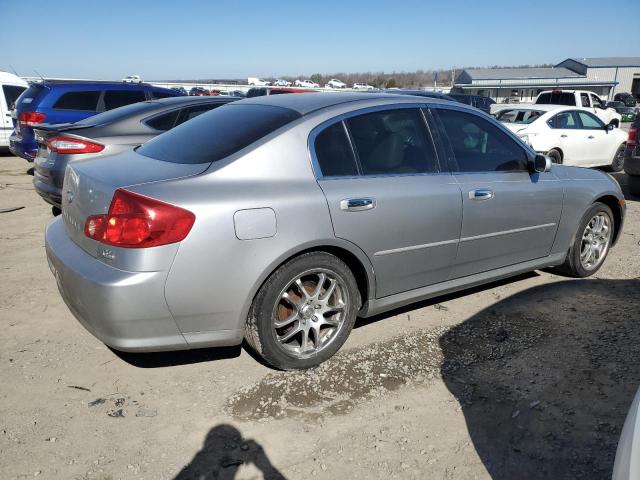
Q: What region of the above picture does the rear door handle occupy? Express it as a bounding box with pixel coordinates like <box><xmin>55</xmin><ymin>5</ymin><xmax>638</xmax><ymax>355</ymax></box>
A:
<box><xmin>469</xmin><ymin>189</ymin><xmax>494</xmax><ymax>201</ymax></box>
<box><xmin>588</xmin><ymin>135</ymin><xmax>595</xmax><ymax>139</ymax></box>
<box><xmin>340</xmin><ymin>198</ymin><xmax>376</xmax><ymax>211</ymax></box>
<box><xmin>560</xmin><ymin>134</ymin><xmax>568</xmax><ymax>138</ymax></box>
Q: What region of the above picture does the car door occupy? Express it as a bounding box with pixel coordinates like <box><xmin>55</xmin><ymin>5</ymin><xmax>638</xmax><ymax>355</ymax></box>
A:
<box><xmin>432</xmin><ymin>105</ymin><xmax>564</xmax><ymax>279</ymax></box>
<box><xmin>313</xmin><ymin>106</ymin><xmax>463</xmax><ymax>298</ymax></box>
<box><xmin>575</xmin><ymin>110</ymin><xmax>615</xmax><ymax>166</ymax></box>
<box><xmin>546</xmin><ymin>110</ymin><xmax>587</xmax><ymax>165</ymax></box>
<box><xmin>0</xmin><ymin>84</ymin><xmax>26</xmax><ymax>145</ymax></box>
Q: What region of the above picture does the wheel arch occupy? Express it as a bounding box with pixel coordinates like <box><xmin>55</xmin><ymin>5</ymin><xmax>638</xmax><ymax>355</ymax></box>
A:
<box><xmin>239</xmin><ymin>239</ymin><xmax>376</xmax><ymax>330</ymax></box>
<box><xmin>594</xmin><ymin>194</ymin><xmax>623</xmax><ymax>245</ymax></box>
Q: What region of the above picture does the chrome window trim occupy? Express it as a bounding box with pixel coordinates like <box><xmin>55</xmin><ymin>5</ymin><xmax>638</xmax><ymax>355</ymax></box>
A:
<box><xmin>308</xmin><ymin>102</ymin><xmax>445</xmax><ymax>180</ymax></box>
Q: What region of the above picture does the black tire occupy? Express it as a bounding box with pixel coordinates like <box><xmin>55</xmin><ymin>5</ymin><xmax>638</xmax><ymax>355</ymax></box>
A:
<box><xmin>628</xmin><ymin>175</ymin><xmax>640</xmax><ymax>197</ymax></box>
<box><xmin>547</xmin><ymin>149</ymin><xmax>562</xmax><ymax>164</ymax></box>
<box><xmin>554</xmin><ymin>202</ymin><xmax>614</xmax><ymax>278</ymax></box>
<box><xmin>51</xmin><ymin>206</ymin><xmax>62</xmax><ymax>216</ymax></box>
<box><xmin>245</xmin><ymin>252</ymin><xmax>361</xmax><ymax>370</ymax></box>
<box><xmin>605</xmin><ymin>145</ymin><xmax>625</xmax><ymax>172</ymax></box>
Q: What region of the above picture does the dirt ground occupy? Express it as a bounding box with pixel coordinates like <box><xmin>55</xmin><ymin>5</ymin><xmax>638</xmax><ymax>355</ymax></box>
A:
<box><xmin>1</xmin><ymin>152</ymin><xmax>639</xmax><ymax>480</ymax></box>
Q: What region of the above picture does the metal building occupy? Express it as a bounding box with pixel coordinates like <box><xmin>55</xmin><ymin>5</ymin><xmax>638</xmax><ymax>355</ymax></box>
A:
<box><xmin>453</xmin><ymin>57</ymin><xmax>640</xmax><ymax>103</ymax></box>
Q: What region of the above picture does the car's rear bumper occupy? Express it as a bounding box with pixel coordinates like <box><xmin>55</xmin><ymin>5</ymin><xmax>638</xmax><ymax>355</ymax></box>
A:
<box><xmin>33</xmin><ymin>172</ymin><xmax>62</xmax><ymax>208</ymax></box>
<box><xmin>45</xmin><ymin>218</ymin><xmax>191</xmax><ymax>352</ymax></box>
<box><xmin>9</xmin><ymin>135</ymin><xmax>37</xmax><ymax>161</ymax></box>
<box><xmin>624</xmin><ymin>145</ymin><xmax>640</xmax><ymax>176</ymax></box>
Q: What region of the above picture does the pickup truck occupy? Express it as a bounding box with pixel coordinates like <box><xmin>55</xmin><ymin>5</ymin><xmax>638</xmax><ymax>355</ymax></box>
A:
<box><xmin>491</xmin><ymin>90</ymin><xmax>622</xmax><ymax>127</ymax></box>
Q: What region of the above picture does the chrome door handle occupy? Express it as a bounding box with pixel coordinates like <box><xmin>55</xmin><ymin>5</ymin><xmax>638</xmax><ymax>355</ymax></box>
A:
<box><xmin>469</xmin><ymin>189</ymin><xmax>494</xmax><ymax>201</ymax></box>
<box><xmin>560</xmin><ymin>134</ymin><xmax>568</xmax><ymax>138</ymax></box>
<box><xmin>340</xmin><ymin>198</ymin><xmax>376</xmax><ymax>211</ymax></box>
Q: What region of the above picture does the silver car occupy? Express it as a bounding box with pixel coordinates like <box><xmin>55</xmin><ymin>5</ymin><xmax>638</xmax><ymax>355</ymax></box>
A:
<box><xmin>45</xmin><ymin>93</ymin><xmax>625</xmax><ymax>369</ymax></box>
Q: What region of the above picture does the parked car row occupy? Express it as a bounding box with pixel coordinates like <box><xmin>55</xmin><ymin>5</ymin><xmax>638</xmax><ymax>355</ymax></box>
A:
<box><xmin>9</xmin><ymin>80</ymin><xmax>182</xmax><ymax>160</ymax></box>
<box><xmin>40</xmin><ymin>92</ymin><xmax>624</xmax><ymax>371</ymax></box>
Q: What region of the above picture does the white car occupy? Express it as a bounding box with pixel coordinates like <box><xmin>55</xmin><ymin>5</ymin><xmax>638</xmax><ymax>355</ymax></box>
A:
<box><xmin>353</xmin><ymin>83</ymin><xmax>374</xmax><ymax>90</ymax></box>
<box><xmin>122</xmin><ymin>75</ymin><xmax>142</xmax><ymax>83</ymax></box>
<box><xmin>497</xmin><ymin>105</ymin><xmax>627</xmax><ymax>171</ymax></box>
<box><xmin>613</xmin><ymin>387</ymin><xmax>640</xmax><ymax>480</ymax></box>
<box><xmin>534</xmin><ymin>90</ymin><xmax>622</xmax><ymax>127</ymax></box>
<box><xmin>326</xmin><ymin>78</ymin><xmax>346</xmax><ymax>89</ymax></box>
<box><xmin>273</xmin><ymin>79</ymin><xmax>291</xmax><ymax>87</ymax></box>
<box><xmin>0</xmin><ymin>71</ymin><xmax>27</xmax><ymax>148</ymax></box>
<box><xmin>248</xmin><ymin>77</ymin><xmax>271</xmax><ymax>86</ymax></box>
<box><xmin>294</xmin><ymin>79</ymin><xmax>319</xmax><ymax>88</ymax></box>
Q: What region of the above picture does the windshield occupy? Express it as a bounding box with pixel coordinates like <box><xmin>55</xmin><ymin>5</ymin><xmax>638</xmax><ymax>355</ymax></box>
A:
<box><xmin>497</xmin><ymin>109</ymin><xmax>545</xmax><ymax>124</ymax></box>
<box><xmin>138</xmin><ymin>104</ymin><xmax>301</xmax><ymax>164</ymax></box>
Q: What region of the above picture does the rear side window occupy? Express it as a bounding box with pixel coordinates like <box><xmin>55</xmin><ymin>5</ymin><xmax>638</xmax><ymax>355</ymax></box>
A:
<box><xmin>145</xmin><ymin>110</ymin><xmax>180</xmax><ymax>131</ymax></box>
<box><xmin>547</xmin><ymin>111</ymin><xmax>580</xmax><ymax>129</ymax></box>
<box><xmin>314</xmin><ymin>122</ymin><xmax>358</xmax><ymax>177</ymax></box>
<box><xmin>2</xmin><ymin>85</ymin><xmax>26</xmax><ymax>110</ymax></box>
<box><xmin>53</xmin><ymin>91</ymin><xmax>101</xmax><ymax>111</ymax></box>
<box><xmin>437</xmin><ymin>108</ymin><xmax>528</xmax><ymax>172</ymax></box>
<box><xmin>177</xmin><ymin>103</ymin><xmax>223</xmax><ymax>124</ymax></box>
<box><xmin>138</xmin><ymin>104</ymin><xmax>301</xmax><ymax>164</ymax></box>
<box><xmin>104</xmin><ymin>90</ymin><xmax>146</xmax><ymax>110</ymax></box>
<box><xmin>536</xmin><ymin>92</ymin><xmax>576</xmax><ymax>106</ymax></box>
<box><xmin>346</xmin><ymin>108</ymin><xmax>439</xmax><ymax>175</ymax></box>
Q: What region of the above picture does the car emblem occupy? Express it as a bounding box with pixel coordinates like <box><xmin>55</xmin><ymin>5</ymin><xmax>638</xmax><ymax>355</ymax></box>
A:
<box><xmin>66</xmin><ymin>190</ymin><xmax>74</xmax><ymax>204</ymax></box>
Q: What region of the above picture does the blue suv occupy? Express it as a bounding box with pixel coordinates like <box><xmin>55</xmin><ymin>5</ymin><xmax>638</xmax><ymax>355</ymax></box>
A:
<box><xmin>10</xmin><ymin>81</ymin><xmax>182</xmax><ymax>161</ymax></box>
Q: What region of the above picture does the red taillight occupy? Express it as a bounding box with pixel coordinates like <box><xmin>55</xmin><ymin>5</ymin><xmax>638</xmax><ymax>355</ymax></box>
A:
<box><xmin>47</xmin><ymin>135</ymin><xmax>104</xmax><ymax>154</ymax></box>
<box><xmin>84</xmin><ymin>189</ymin><xmax>195</xmax><ymax>248</ymax></box>
<box><xmin>18</xmin><ymin>111</ymin><xmax>46</xmax><ymax>126</ymax></box>
<box><xmin>629</xmin><ymin>125</ymin><xmax>638</xmax><ymax>146</ymax></box>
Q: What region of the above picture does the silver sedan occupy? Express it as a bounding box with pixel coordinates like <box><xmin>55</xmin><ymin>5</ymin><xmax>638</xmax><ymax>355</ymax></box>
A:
<box><xmin>45</xmin><ymin>93</ymin><xmax>625</xmax><ymax>369</ymax></box>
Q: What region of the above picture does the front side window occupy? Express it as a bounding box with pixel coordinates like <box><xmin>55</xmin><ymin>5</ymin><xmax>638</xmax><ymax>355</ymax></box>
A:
<box><xmin>2</xmin><ymin>85</ymin><xmax>26</xmax><ymax>110</ymax></box>
<box><xmin>547</xmin><ymin>111</ymin><xmax>580</xmax><ymax>129</ymax></box>
<box><xmin>314</xmin><ymin>122</ymin><xmax>358</xmax><ymax>177</ymax></box>
<box><xmin>576</xmin><ymin>111</ymin><xmax>604</xmax><ymax>129</ymax></box>
<box><xmin>345</xmin><ymin>108</ymin><xmax>439</xmax><ymax>175</ymax></box>
<box><xmin>104</xmin><ymin>90</ymin><xmax>146</xmax><ymax>110</ymax></box>
<box><xmin>580</xmin><ymin>93</ymin><xmax>591</xmax><ymax>107</ymax></box>
<box><xmin>53</xmin><ymin>91</ymin><xmax>101</xmax><ymax>111</ymax></box>
<box><xmin>437</xmin><ymin>108</ymin><xmax>528</xmax><ymax>172</ymax></box>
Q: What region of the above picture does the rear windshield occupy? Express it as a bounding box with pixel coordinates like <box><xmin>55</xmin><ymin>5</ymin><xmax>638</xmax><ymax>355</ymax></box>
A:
<box><xmin>536</xmin><ymin>92</ymin><xmax>576</xmax><ymax>106</ymax></box>
<box><xmin>138</xmin><ymin>104</ymin><xmax>301</xmax><ymax>164</ymax></box>
<box><xmin>17</xmin><ymin>84</ymin><xmax>46</xmax><ymax>107</ymax></box>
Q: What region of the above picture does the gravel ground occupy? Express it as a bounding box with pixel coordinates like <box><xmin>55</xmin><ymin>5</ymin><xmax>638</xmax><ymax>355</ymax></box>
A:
<box><xmin>0</xmin><ymin>152</ymin><xmax>638</xmax><ymax>480</ymax></box>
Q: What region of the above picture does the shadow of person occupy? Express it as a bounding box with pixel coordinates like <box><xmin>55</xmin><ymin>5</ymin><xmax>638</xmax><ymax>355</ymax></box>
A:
<box><xmin>174</xmin><ymin>424</ymin><xmax>286</xmax><ymax>480</ymax></box>
<box><xmin>439</xmin><ymin>278</ymin><xmax>640</xmax><ymax>480</ymax></box>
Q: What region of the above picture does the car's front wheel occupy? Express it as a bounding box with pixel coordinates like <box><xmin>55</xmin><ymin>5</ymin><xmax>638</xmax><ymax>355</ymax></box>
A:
<box><xmin>245</xmin><ymin>252</ymin><xmax>360</xmax><ymax>370</ymax></box>
<box><xmin>555</xmin><ymin>202</ymin><xmax>614</xmax><ymax>278</ymax></box>
<box><xmin>547</xmin><ymin>149</ymin><xmax>562</xmax><ymax>164</ymax></box>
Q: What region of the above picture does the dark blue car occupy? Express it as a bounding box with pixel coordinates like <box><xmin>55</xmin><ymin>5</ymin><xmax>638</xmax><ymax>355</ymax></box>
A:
<box><xmin>9</xmin><ymin>81</ymin><xmax>182</xmax><ymax>161</ymax></box>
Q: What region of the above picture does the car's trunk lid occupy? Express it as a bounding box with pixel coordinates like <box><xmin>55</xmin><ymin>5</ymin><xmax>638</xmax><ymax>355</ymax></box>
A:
<box><xmin>62</xmin><ymin>150</ymin><xmax>210</xmax><ymax>259</ymax></box>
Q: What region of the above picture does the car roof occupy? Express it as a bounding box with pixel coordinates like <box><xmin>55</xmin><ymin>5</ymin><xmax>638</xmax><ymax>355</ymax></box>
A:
<box><xmin>236</xmin><ymin>91</ymin><xmax>457</xmax><ymax>115</ymax></box>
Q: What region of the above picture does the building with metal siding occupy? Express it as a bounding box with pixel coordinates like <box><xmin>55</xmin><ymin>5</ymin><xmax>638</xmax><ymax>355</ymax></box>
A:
<box><xmin>453</xmin><ymin>57</ymin><xmax>640</xmax><ymax>103</ymax></box>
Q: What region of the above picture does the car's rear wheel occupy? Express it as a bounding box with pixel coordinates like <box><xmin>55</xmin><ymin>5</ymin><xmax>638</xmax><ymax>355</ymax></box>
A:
<box><xmin>606</xmin><ymin>145</ymin><xmax>625</xmax><ymax>172</ymax></box>
<box><xmin>555</xmin><ymin>202</ymin><xmax>614</xmax><ymax>278</ymax></box>
<box><xmin>245</xmin><ymin>252</ymin><xmax>360</xmax><ymax>370</ymax></box>
<box><xmin>547</xmin><ymin>149</ymin><xmax>562</xmax><ymax>164</ymax></box>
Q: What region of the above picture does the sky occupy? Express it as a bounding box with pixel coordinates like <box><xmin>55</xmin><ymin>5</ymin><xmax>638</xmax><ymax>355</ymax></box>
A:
<box><xmin>1</xmin><ymin>0</ymin><xmax>639</xmax><ymax>80</ymax></box>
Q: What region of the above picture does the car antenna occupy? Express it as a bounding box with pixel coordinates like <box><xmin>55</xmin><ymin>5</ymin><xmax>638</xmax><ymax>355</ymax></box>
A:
<box><xmin>34</xmin><ymin>70</ymin><xmax>46</xmax><ymax>83</ymax></box>
<box><xmin>8</xmin><ymin>64</ymin><xmax>19</xmax><ymax>76</ymax></box>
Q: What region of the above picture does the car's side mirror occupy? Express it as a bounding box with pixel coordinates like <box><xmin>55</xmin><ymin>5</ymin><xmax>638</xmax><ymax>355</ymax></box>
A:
<box><xmin>531</xmin><ymin>154</ymin><xmax>552</xmax><ymax>173</ymax></box>
<box><xmin>605</xmin><ymin>122</ymin><xmax>615</xmax><ymax>131</ymax></box>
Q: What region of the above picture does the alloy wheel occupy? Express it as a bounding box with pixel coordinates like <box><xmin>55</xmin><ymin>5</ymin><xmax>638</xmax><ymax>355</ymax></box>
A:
<box><xmin>580</xmin><ymin>212</ymin><xmax>612</xmax><ymax>270</ymax></box>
